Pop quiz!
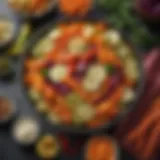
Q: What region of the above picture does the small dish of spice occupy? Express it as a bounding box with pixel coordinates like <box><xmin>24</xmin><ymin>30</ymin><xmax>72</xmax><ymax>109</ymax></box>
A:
<box><xmin>84</xmin><ymin>136</ymin><xmax>119</xmax><ymax>160</ymax></box>
<box><xmin>12</xmin><ymin>117</ymin><xmax>41</xmax><ymax>146</ymax></box>
<box><xmin>36</xmin><ymin>134</ymin><xmax>60</xmax><ymax>159</ymax></box>
<box><xmin>0</xmin><ymin>96</ymin><xmax>17</xmax><ymax>124</ymax></box>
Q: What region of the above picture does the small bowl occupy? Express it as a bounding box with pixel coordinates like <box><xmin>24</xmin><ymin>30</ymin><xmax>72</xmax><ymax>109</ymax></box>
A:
<box><xmin>0</xmin><ymin>96</ymin><xmax>17</xmax><ymax>124</ymax></box>
<box><xmin>9</xmin><ymin>0</ymin><xmax>58</xmax><ymax>20</ymax></box>
<box><xmin>36</xmin><ymin>134</ymin><xmax>61</xmax><ymax>159</ymax></box>
<box><xmin>0</xmin><ymin>56</ymin><xmax>14</xmax><ymax>80</ymax></box>
<box><xmin>0</xmin><ymin>15</ymin><xmax>20</xmax><ymax>52</ymax></box>
<box><xmin>12</xmin><ymin>117</ymin><xmax>41</xmax><ymax>146</ymax></box>
<box><xmin>83</xmin><ymin>135</ymin><xmax>120</xmax><ymax>160</ymax></box>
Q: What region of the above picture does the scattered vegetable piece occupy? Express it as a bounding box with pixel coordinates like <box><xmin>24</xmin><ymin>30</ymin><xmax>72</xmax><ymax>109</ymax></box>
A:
<box><xmin>12</xmin><ymin>117</ymin><xmax>40</xmax><ymax>145</ymax></box>
<box><xmin>0</xmin><ymin>19</ymin><xmax>14</xmax><ymax>45</ymax></box>
<box><xmin>8</xmin><ymin>24</ymin><xmax>31</xmax><ymax>56</ymax></box>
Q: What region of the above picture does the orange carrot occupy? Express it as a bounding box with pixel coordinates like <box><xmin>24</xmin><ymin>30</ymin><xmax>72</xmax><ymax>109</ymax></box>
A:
<box><xmin>30</xmin><ymin>0</ymin><xmax>47</xmax><ymax>13</ymax></box>
<box><xmin>96</xmin><ymin>85</ymin><xmax>124</xmax><ymax>117</ymax></box>
<box><xmin>54</xmin><ymin>105</ymin><xmax>72</xmax><ymax>124</ymax></box>
<box><xmin>126</xmin><ymin>98</ymin><xmax>160</xmax><ymax>143</ymax></box>
<box><xmin>64</xmin><ymin>76</ymin><xmax>92</xmax><ymax>103</ymax></box>
<box><xmin>25</xmin><ymin>59</ymin><xmax>45</xmax><ymax>71</ymax></box>
<box><xmin>98</xmin><ymin>46</ymin><xmax>122</xmax><ymax>66</ymax></box>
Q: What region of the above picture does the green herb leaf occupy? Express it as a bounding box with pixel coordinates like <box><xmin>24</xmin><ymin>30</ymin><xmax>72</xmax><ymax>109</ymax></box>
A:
<box><xmin>105</xmin><ymin>64</ymin><xmax>116</xmax><ymax>74</ymax></box>
<box><xmin>41</xmin><ymin>69</ymin><xmax>48</xmax><ymax>77</ymax></box>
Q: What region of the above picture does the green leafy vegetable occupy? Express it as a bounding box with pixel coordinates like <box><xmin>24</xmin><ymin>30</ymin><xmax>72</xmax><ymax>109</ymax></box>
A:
<box><xmin>97</xmin><ymin>0</ymin><xmax>159</xmax><ymax>50</ymax></box>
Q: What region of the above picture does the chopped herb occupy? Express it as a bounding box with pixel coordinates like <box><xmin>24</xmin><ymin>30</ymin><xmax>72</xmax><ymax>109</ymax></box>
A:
<box><xmin>105</xmin><ymin>64</ymin><xmax>116</xmax><ymax>74</ymax></box>
<box><xmin>41</xmin><ymin>69</ymin><xmax>48</xmax><ymax>77</ymax></box>
<box><xmin>97</xmin><ymin>0</ymin><xmax>158</xmax><ymax>50</ymax></box>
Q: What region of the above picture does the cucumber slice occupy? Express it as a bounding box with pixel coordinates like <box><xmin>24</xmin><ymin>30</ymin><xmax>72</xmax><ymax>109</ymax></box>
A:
<box><xmin>73</xmin><ymin>104</ymin><xmax>95</xmax><ymax>124</ymax></box>
<box><xmin>48</xmin><ymin>64</ymin><xmax>68</xmax><ymax>83</ymax></box>
<box><xmin>124</xmin><ymin>57</ymin><xmax>139</xmax><ymax>81</ymax></box>
<box><xmin>33</xmin><ymin>38</ymin><xmax>53</xmax><ymax>58</ymax></box>
<box><xmin>28</xmin><ymin>88</ymin><xmax>41</xmax><ymax>102</ymax></box>
<box><xmin>66</xmin><ymin>93</ymin><xmax>83</xmax><ymax>108</ymax></box>
<box><xmin>8</xmin><ymin>24</ymin><xmax>31</xmax><ymax>55</ymax></box>
<box><xmin>36</xmin><ymin>100</ymin><xmax>49</xmax><ymax>113</ymax></box>
<box><xmin>83</xmin><ymin>25</ymin><xmax>95</xmax><ymax>38</ymax></box>
<box><xmin>68</xmin><ymin>37</ymin><xmax>87</xmax><ymax>55</ymax></box>
<box><xmin>121</xmin><ymin>88</ymin><xmax>136</xmax><ymax>104</ymax></box>
<box><xmin>104</xmin><ymin>29</ymin><xmax>122</xmax><ymax>47</ymax></box>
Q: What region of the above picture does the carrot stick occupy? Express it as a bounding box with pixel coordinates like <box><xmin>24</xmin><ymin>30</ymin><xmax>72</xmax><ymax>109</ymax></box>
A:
<box><xmin>142</xmin><ymin>125</ymin><xmax>160</xmax><ymax>159</ymax></box>
<box><xmin>97</xmin><ymin>46</ymin><xmax>122</xmax><ymax>66</ymax></box>
<box><xmin>126</xmin><ymin>104</ymin><xmax>160</xmax><ymax>144</ymax></box>
<box><xmin>64</xmin><ymin>76</ymin><xmax>92</xmax><ymax>103</ymax></box>
<box><xmin>96</xmin><ymin>85</ymin><xmax>124</xmax><ymax>117</ymax></box>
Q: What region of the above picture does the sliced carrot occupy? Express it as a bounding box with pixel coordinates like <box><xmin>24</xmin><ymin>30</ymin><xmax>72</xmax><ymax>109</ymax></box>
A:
<box><xmin>96</xmin><ymin>23</ymin><xmax>106</xmax><ymax>32</ymax></box>
<box><xmin>98</xmin><ymin>46</ymin><xmax>122</xmax><ymax>66</ymax></box>
<box><xmin>43</xmin><ymin>84</ymin><xmax>56</xmax><ymax>101</ymax></box>
<box><xmin>64</xmin><ymin>76</ymin><xmax>92</xmax><ymax>103</ymax></box>
<box><xmin>25</xmin><ymin>59</ymin><xmax>45</xmax><ymax>71</ymax></box>
<box><xmin>96</xmin><ymin>85</ymin><xmax>124</xmax><ymax>117</ymax></box>
<box><xmin>54</xmin><ymin>105</ymin><xmax>72</xmax><ymax>124</ymax></box>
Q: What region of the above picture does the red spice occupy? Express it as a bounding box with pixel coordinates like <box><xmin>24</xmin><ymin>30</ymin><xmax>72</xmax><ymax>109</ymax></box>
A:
<box><xmin>0</xmin><ymin>97</ymin><xmax>12</xmax><ymax>120</ymax></box>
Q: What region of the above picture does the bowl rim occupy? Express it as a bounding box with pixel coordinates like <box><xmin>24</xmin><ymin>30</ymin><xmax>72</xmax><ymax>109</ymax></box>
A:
<box><xmin>19</xmin><ymin>16</ymin><xmax>145</xmax><ymax>134</ymax></box>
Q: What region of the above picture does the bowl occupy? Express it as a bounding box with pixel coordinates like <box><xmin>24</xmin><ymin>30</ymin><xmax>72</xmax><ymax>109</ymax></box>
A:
<box><xmin>8</xmin><ymin>0</ymin><xmax>58</xmax><ymax>20</ymax></box>
<box><xmin>0</xmin><ymin>15</ymin><xmax>20</xmax><ymax>52</ymax></box>
<box><xmin>0</xmin><ymin>96</ymin><xmax>17</xmax><ymax>125</ymax></box>
<box><xmin>12</xmin><ymin>116</ymin><xmax>41</xmax><ymax>146</ymax></box>
<box><xmin>83</xmin><ymin>135</ymin><xmax>120</xmax><ymax>160</ymax></box>
<box><xmin>20</xmin><ymin>16</ymin><xmax>144</xmax><ymax>134</ymax></box>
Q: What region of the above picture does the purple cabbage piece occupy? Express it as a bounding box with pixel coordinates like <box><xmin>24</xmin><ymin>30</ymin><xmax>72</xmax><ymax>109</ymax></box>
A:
<box><xmin>72</xmin><ymin>61</ymin><xmax>88</xmax><ymax>79</ymax></box>
<box><xmin>52</xmin><ymin>83</ymin><xmax>72</xmax><ymax>96</ymax></box>
<box><xmin>72</xmin><ymin>54</ymin><xmax>97</xmax><ymax>80</ymax></box>
<box><xmin>45</xmin><ymin>79</ymin><xmax>71</xmax><ymax>96</ymax></box>
<box><xmin>137</xmin><ymin>0</ymin><xmax>160</xmax><ymax>20</ymax></box>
